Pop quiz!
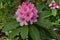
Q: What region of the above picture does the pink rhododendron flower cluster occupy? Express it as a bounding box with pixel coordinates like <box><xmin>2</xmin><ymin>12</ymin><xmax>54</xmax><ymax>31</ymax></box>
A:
<box><xmin>49</xmin><ymin>0</ymin><xmax>59</xmax><ymax>9</ymax></box>
<box><xmin>15</xmin><ymin>2</ymin><xmax>38</xmax><ymax>26</ymax></box>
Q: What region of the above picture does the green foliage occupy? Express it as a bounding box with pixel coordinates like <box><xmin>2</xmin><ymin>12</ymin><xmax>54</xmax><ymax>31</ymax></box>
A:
<box><xmin>55</xmin><ymin>0</ymin><xmax>60</xmax><ymax>5</ymax></box>
<box><xmin>38</xmin><ymin>26</ymin><xmax>56</xmax><ymax>40</ymax></box>
<box><xmin>2</xmin><ymin>20</ymin><xmax>19</xmax><ymax>32</ymax></box>
<box><xmin>52</xmin><ymin>9</ymin><xmax>57</xmax><ymax>16</ymax></box>
<box><xmin>39</xmin><ymin>11</ymin><xmax>51</xmax><ymax>19</ymax></box>
<box><xmin>20</xmin><ymin>26</ymin><xmax>28</xmax><ymax>39</ymax></box>
<box><xmin>29</xmin><ymin>25</ymin><xmax>41</xmax><ymax>40</ymax></box>
<box><xmin>55</xmin><ymin>19</ymin><xmax>60</xmax><ymax>24</ymax></box>
<box><xmin>8</xmin><ymin>27</ymin><xmax>21</xmax><ymax>39</ymax></box>
<box><xmin>36</xmin><ymin>19</ymin><xmax>52</xmax><ymax>27</ymax></box>
<box><xmin>8</xmin><ymin>26</ymin><xmax>28</xmax><ymax>39</ymax></box>
<box><xmin>36</xmin><ymin>3</ymin><xmax>47</xmax><ymax>13</ymax></box>
<box><xmin>48</xmin><ymin>29</ymin><xmax>57</xmax><ymax>37</ymax></box>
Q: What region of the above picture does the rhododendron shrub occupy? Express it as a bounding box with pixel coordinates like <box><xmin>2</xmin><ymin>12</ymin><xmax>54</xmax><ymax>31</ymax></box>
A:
<box><xmin>1</xmin><ymin>0</ymin><xmax>60</xmax><ymax>40</ymax></box>
<box><xmin>15</xmin><ymin>2</ymin><xmax>38</xmax><ymax>26</ymax></box>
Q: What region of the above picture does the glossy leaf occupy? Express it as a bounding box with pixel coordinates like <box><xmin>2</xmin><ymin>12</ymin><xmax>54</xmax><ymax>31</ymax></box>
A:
<box><xmin>2</xmin><ymin>20</ymin><xmax>19</xmax><ymax>32</ymax></box>
<box><xmin>52</xmin><ymin>9</ymin><xmax>57</xmax><ymax>16</ymax></box>
<box><xmin>20</xmin><ymin>26</ymin><xmax>28</xmax><ymax>39</ymax></box>
<box><xmin>36</xmin><ymin>3</ymin><xmax>46</xmax><ymax>13</ymax></box>
<box><xmin>38</xmin><ymin>27</ymin><xmax>52</xmax><ymax>40</ymax></box>
<box><xmin>40</xmin><ymin>11</ymin><xmax>51</xmax><ymax>19</ymax></box>
<box><xmin>36</xmin><ymin>19</ymin><xmax>52</xmax><ymax>27</ymax></box>
<box><xmin>8</xmin><ymin>27</ymin><xmax>21</xmax><ymax>39</ymax></box>
<box><xmin>29</xmin><ymin>26</ymin><xmax>41</xmax><ymax>40</ymax></box>
<box><xmin>55</xmin><ymin>0</ymin><xmax>59</xmax><ymax>5</ymax></box>
<box><xmin>48</xmin><ymin>29</ymin><xmax>57</xmax><ymax>37</ymax></box>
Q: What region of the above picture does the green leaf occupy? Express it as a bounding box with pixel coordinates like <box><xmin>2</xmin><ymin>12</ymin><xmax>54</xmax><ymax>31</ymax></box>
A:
<box><xmin>29</xmin><ymin>26</ymin><xmax>41</xmax><ymax>40</ymax></box>
<box><xmin>0</xmin><ymin>23</ymin><xmax>4</xmax><ymax>29</ymax></box>
<box><xmin>0</xmin><ymin>10</ymin><xmax>3</xmax><ymax>19</ymax></box>
<box><xmin>52</xmin><ymin>9</ymin><xmax>57</xmax><ymax>16</ymax></box>
<box><xmin>38</xmin><ymin>26</ymin><xmax>57</xmax><ymax>40</ymax></box>
<box><xmin>36</xmin><ymin>3</ymin><xmax>46</xmax><ymax>13</ymax></box>
<box><xmin>38</xmin><ymin>27</ymin><xmax>52</xmax><ymax>40</ymax></box>
<box><xmin>48</xmin><ymin>29</ymin><xmax>57</xmax><ymax>37</ymax></box>
<box><xmin>55</xmin><ymin>19</ymin><xmax>60</xmax><ymax>24</ymax></box>
<box><xmin>20</xmin><ymin>26</ymin><xmax>28</xmax><ymax>39</ymax></box>
<box><xmin>8</xmin><ymin>27</ymin><xmax>21</xmax><ymax>39</ymax></box>
<box><xmin>55</xmin><ymin>0</ymin><xmax>59</xmax><ymax>5</ymax></box>
<box><xmin>36</xmin><ymin>19</ymin><xmax>52</xmax><ymax>27</ymax></box>
<box><xmin>0</xmin><ymin>2</ymin><xmax>4</xmax><ymax>9</ymax></box>
<box><xmin>52</xmin><ymin>19</ymin><xmax>60</xmax><ymax>25</ymax></box>
<box><xmin>52</xmin><ymin>22</ymin><xmax>60</xmax><ymax>26</ymax></box>
<box><xmin>2</xmin><ymin>20</ymin><xmax>19</xmax><ymax>32</ymax></box>
<box><xmin>40</xmin><ymin>11</ymin><xmax>51</xmax><ymax>19</ymax></box>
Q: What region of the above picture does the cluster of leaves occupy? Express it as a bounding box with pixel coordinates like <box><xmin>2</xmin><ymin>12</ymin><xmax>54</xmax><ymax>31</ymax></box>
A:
<box><xmin>0</xmin><ymin>0</ymin><xmax>60</xmax><ymax>40</ymax></box>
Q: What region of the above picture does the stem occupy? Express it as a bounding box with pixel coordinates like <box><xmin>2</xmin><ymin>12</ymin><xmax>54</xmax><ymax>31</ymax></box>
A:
<box><xmin>19</xmin><ymin>33</ymin><xmax>22</xmax><ymax>40</ymax></box>
<box><xmin>19</xmin><ymin>33</ymin><xmax>20</xmax><ymax>40</ymax></box>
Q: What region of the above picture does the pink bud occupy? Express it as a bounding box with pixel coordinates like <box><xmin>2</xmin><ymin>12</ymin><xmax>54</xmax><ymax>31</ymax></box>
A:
<box><xmin>49</xmin><ymin>0</ymin><xmax>59</xmax><ymax>9</ymax></box>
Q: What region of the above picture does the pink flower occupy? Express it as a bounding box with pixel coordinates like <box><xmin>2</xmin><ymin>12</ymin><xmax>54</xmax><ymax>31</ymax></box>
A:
<box><xmin>15</xmin><ymin>2</ymin><xmax>38</xmax><ymax>26</ymax></box>
<box><xmin>49</xmin><ymin>0</ymin><xmax>59</xmax><ymax>9</ymax></box>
